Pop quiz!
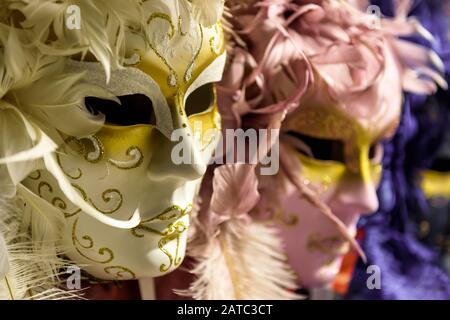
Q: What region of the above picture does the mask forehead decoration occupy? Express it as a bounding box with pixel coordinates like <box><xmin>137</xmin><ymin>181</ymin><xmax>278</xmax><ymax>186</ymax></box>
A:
<box><xmin>0</xmin><ymin>0</ymin><xmax>225</xmax><ymax>298</ymax></box>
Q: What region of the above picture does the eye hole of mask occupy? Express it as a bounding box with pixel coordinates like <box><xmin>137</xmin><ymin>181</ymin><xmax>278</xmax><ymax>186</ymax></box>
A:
<box><xmin>287</xmin><ymin>131</ymin><xmax>346</xmax><ymax>162</ymax></box>
<box><xmin>430</xmin><ymin>158</ymin><xmax>450</xmax><ymax>172</ymax></box>
<box><xmin>286</xmin><ymin>131</ymin><xmax>382</xmax><ymax>164</ymax></box>
<box><xmin>85</xmin><ymin>94</ymin><xmax>157</xmax><ymax>126</ymax></box>
<box><xmin>185</xmin><ymin>83</ymin><xmax>215</xmax><ymax>117</ymax></box>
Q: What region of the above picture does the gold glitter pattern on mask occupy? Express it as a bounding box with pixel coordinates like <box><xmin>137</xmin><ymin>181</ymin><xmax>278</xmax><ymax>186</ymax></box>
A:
<box><xmin>251</xmin><ymin>201</ymin><xmax>299</xmax><ymax>227</ymax></box>
<box><xmin>131</xmin><ymin>204</ymin><xmax>192</xmax><ymax>272</ymax></box>
<box><xmin>28</xmin><ymin>170</ymin><xmax>41</xmax><ymax>180</ymax></box>
<box><xmin>107</xmin><ymin>146</ymin><xmax>144</xmax><ymax>170</ymax></box>
<box><xmin>104</xmin><ymin>266</ymin><xmax>136</xmax><ymax>280</ymax></box>
<box><xmin>56</xmin><ymin>136</ymin><xmax>106</xmax><ymax>180</ymax></box>
<box><xmin>37</xmin><ymin>181</ymin><xmax>81</xmax><ymax>218</ymax></box>
<box><xmin>306</xmin><ymin>233</ymin><xmax>349</xmax><ymax>261</ymax></box>
<box><xmin>138</xmin><ymin>204</ymin><xmax>192</xmax><ymax>225</ymax></box>
<box><xmin>184</xmin><ymin>24</ymin><xmax>204</xmax><ymax>83</ymax></box>
<box><xmin>147</xmin><ymin>13</ymin><xmax>178</xmax><ymax>88</ymax></box>
<box><xmin>72</xmin><ymin>217</ymin><xmax>114</xmax><ymax>264</ymax></box>
<box><xmin>286</xmin><ymin>107</ymin><xmax>357</xmax><ymax>142</ymax></box>
<box><xmin>178</xmin><ymin>16</ymin><xmax>188</xmax><ymax>37</ymax></box>
<box><xmin>84</xmin><ymin>136</ymin><xmax>104</xmax><ymax>163</ymax></box>
<box><xmin>209</xmin><ymin>24</ymin><xmax>224</xmax><ymax>55</ymax></box>
<box><xmin>56</xmin><ymin>153</ymin><xmax>83</xmax><ymax>180</ymax></box>
<box><xmin>65</xmin><ymin>136</ymin><xmax>105</xmax><ymax>164</ymax></box>
<box><xmin>71</xmin><ymin>184</ymin><xmax>123</xmax><ymax>216</ymax></box>
<box><xmin>66</xmin><ymin>134</ymin><xmax>145</xmax><ymax>171</ymax></box>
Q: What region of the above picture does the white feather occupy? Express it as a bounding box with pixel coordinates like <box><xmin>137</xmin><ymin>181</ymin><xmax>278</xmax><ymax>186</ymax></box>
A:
<box><xmin>11</xmin><ymin>0</ymin><xmax>145</xmax><ymax>81</ymax></box>
<box><xmin>191</xmin><ymin>0</ymin><xmax>225</xmax><ymax>27</ymax></box>
<box><xmin>0</xmin><ymin>193</ymin><xmax>81</xmax><ymax>300</ymax></box>
<box><xmin>182</xmin><ymin>221</ymin><xmax>301</xmax><ymax>300</ymax></box>
<box><xmin>179</xmin><ymin>164</ymin><xmax>301</xmax><ymax>300</ymax></box>
<box><xmin>17</xmin><ymin>183</ymin><xmax>67</xmax><ymax>275</ymax></box>
<box><xmin>0</xmin><ymin>103</ymin><xmax>57</xmax><ymax>165</ymax></box>
<box><xmin>0</xmin><ymin>232</ymin><xmax>9</xmax><ymax>279</ymax></box>
<box><xmin>15</xmin><ymin>70</ymin><xmax>117</xmax><ymax>138</ymax></box>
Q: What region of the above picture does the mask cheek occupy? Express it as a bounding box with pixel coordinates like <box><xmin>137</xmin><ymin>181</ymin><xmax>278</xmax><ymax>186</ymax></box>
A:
<box><xmin>371</xmin><ymin>164</ymin><xmax>383</xmax><ymax>188</ymax></box>
<box><xmin>297</xmin><ymin>153</ymin><xmax>346</xmax><ymax>196</ymax></box>
<box><xmin>276</xmin><ymin>194</ymin><xmax>351</xmax><ymax>287</ymax></box>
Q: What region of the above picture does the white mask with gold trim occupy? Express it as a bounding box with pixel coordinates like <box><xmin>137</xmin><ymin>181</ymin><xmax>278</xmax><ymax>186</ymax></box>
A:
<box><xmin>20</xmin><ymin>19</ymin><xmax>226</xmax><ymax>280</ymax></box>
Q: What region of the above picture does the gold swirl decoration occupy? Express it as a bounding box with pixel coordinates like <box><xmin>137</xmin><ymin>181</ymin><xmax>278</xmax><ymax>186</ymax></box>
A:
<box><xmin>56</xmin><ymin>153</ymin><xmax>83</xmax><ymax>180</ymax></box>
<box><xmin>71</xmin><ymin>184</ymin><xmax>123</xmax><ymax>215</ymax></box>
<box><xmin>209</xmin><ymin>24</ymin><xmax>223</xmax><ymax>55</ymax></box>
<box><xmin>83</xmin><ymin>136</ymin><xmax>104</xmax><ymax>163</ymax></box>
<box><xmin>147</xmin><ymin>12</ymin><xmax>178</xmax><ymax>87</ymax></box>
<box><xmin>142</xmin><ymin>204</ymin><xmax>192</xmax><ymax>224</ymax></box>
<box><xmin>71</xmin><ymin>217</ymin><xmax>114</xmax><ymax>264</ymax></box>
<box><xmin>131</xmin><ymin>204</ymin><xmax>192</xmax><ymax>237</ymax></box>
<box><xmin>63</xmin><ymin>135</ymin><xmax>144</xmax><ymax>171</ymax></box>
<box><xmin>131</xmin><ymin>204</ymin><xmax>192</xmax><ymax>272</ymax></box>
<box><xmin>37</xmin><ymin>180</ymin><xmax>123</xmax><ymax>218</ymax></box>
<box><xmin>306</xmin><ymin>233</ymin><xmax>344</xmax><ymax>256</ymax></box>
<box><xmin>66</xmin><ymin>135</ymin><xmax>103</xmax><ymax>163</ymax></box>
<box><xmin>184</xmin><ymin>24</ymin><xmax>204</xmax><ymax>83</ymax></box>
<box><xmin>267</xmin><ymin>205</ymin><xmax>299</xmax><ymax>227</ymax></box>
<box><xmin>38</xmin><ymin>181</ymin><xmax>81</xmax><ymax>218</ymax></box>
<box><xmin>146</xmin><ymin>13</ymin><xmax>205</xmax><ymax>89</ymax></box>
<box><xmin>251</xmin><ymin>199</ymin><xmax>298</xmax><ymax>227</ymax></box>
<box><xmin>104</xmin><ymin>266</ymin><xmax>136</xmax><ymax>280</ymax></box>
<box><xmin>28</xmin><ymin>170</ymin><xmax>41</xmax><ymax>180</ymax></box>
<box><xmin>178</xmin><ymin>15</ymin><xmax>188</xmax><ymax>36</ymax></box>
<box><xmin>159</xmin><ymin>220</ymin><xmax>188</xmax><ymax>271</ymax></box>
<box><xmin>56</xmin><ymin>136</ymin><xmax>105</xmax><ymax>180</ymax></box>
<box><xmin>107</xmin><ymin>146</ymin><xmax>144</xmax><ymax>170</ymax></box>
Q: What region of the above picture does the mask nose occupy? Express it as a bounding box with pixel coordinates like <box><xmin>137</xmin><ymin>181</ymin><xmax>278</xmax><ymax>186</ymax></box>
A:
<box><xmin>329</xmin><ymin>176</ymin><xmax>379</xmax><ymax>217</ymax></box>
<box><xmin>146</xmin><ymin>99</ymin><xmax>207</xmax><ymax>181</ymax></box>
<box><xmin>329</xmin><ymin>144</ymin><xmax>380</xmax><ymax>217</ymax></box>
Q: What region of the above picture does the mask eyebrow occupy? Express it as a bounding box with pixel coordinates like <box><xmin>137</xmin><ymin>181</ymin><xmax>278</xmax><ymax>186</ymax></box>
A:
<box><xmin>65</xmin><ymin>59</ymin><xmax>173</xmax><ymax>137</ymax></box>
<box><xmin>184</xmin><ymin>52</ymin><xmax>226</xmax><ymax>105</ymax></box>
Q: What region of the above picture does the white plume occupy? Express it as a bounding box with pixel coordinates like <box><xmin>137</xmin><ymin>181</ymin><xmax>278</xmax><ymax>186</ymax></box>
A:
<box><xmin>0</xmin><ymin>232</ymin><xmax>9</xmax><ymax>279</ymax></box>
<box><xmin>0</xmin><ymin>193</ymin><xmax>81</xmax><ymax>300</ymax></box>
<box><xmin>179</xmin><ymin>165</ymin><xmax>301</xmax><ymax>300</ymax></box>
<box><xmin>184</xmin><ymin>221</ymin><xmax>301</xmax><ymax>300</ymax></box>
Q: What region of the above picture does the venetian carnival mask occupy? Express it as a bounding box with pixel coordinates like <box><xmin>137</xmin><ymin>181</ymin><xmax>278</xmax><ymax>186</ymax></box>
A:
<box><xmin>270</xmin><ymin>68</ymin><xmax>402</xmax><ymax>287</ymax></box>
<box><xmin>20</xmin><ymin>18</ymin><xmax>226</xmax><ymax>280</ymax></box>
